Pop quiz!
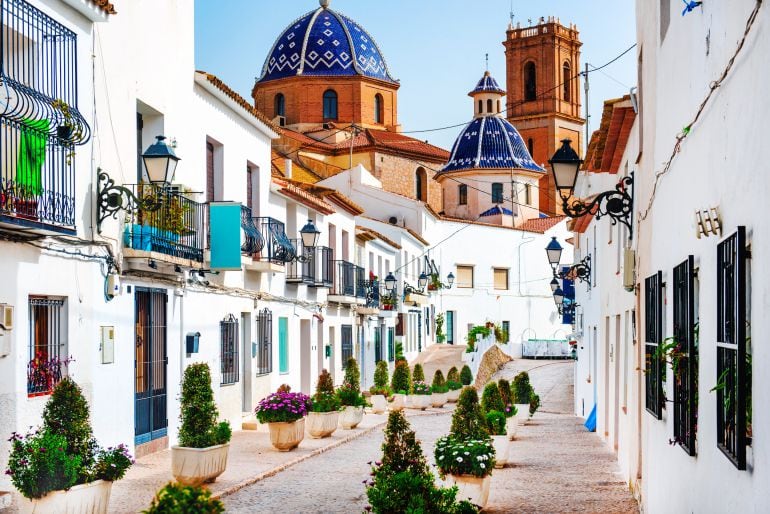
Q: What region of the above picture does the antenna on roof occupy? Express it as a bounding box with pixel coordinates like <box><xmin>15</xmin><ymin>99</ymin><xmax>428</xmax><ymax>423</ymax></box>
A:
<box><xmin>509</xmin><ymin>0</ymin><xmax>515</xmax><ymax>28</ymax></box>
<box><xmin>485</xmin><ymin>53</ymin><xmax>489</xmax><ymax>72</ymax></box>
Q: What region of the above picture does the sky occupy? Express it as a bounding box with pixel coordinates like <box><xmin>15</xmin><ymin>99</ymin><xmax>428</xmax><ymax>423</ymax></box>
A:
<box><xmin>194</xmin><ymin>0</ymin><xmax>637</xmax><ymax>151</ymax></box>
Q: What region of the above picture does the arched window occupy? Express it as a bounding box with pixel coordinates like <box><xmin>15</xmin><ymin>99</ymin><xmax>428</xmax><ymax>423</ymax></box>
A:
<box><xmin>374</xmin><ymin>94</ymin><xmax>384</xmax><ymax>124</ymax></box>
<box><xmin>323</xmin><ymin>89</ymin><xmax>338</xmax><ymax>120</ymax></box>
<box><xmin>274</xmin><ymin>93</ymin><xmax>285</xmax><ymax>118</ymax></box>
<box><xmin>492</xmin><ymin>183</ymin><xmax>503</xmax><ymax>204</ymax></box>
<box><xmin>524</xmin><ymin>61</ymin><xmax>537</xmax><ymax>102</ymax></box>
<box><xmin>563</xmin><ymin>61</ymin><xmax>571</xmax><ymax>101</ymax></box>
<box><xmin>497</xmin><ymin>99</ymin><xmax>501</xmax><ymax>113</ymax></box>
<box><xmin>416</xmin><ymin>168</ymin><xmax>428</xmax><ymax>202</ymax></box>
<box><xmin>527</xmin><ymin>138</ymin><xmax>534</xmax><ymax>156</ymax></box>
<box><xmin>487</xmin><ymin>99</ymin><xmax>494</xmax><ymax>113</ymax></box>
<box><xmin>458</xmin><ymin>184</ymin><xmax>468</xmax><ymax>205</ymax></box>
<box><xmin>478</xmin><ymin>99</ymin><xmax>483</xmax><ymax>114</ymax></box>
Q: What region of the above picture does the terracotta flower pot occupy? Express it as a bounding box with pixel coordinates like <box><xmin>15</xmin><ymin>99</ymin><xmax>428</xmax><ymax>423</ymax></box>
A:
<box><xmin>491</xmin><ymin>435</ymin><xmax>510</xmax><ymax>468</ymax></box>
<box><xmin>447</xmin><ymin>389</ymin><xmax>461</xmax><ymax>402</ymax></box>
<box><xmin>431</xmin><ymin>392</ymin><xmax>447</xmax><ymax>408</ymax></box>
<box><xmin>506</xmin><ymin>415</ymin><xmax>519</xmax><ymax>441</ymax></box>
<box><xmin>171</xmin><ymin>443</ymin><xmax>229</xmax><ymax>486</ymax></box>
<box><xmin>339</xmin><ymin>405</ymin><xmax>364</xmax><ymax>429</ymax></box>
<box><xmin>390</xmin><ymin>394</ymin><xmax>406</xmax><ymax>411</ymax></box>
<box><xmin>409</xmin><ymin>394</ymin><xmax>431</xmax><ymax>410</ymax></box>
<box><xmin>267</xmin><ymin>418</ymin><xmax>306</xmax><ymax>451</ymax></box>
<box><xmin>447</xmin><ymin>474</ymin><xmax>491</xmax><ymax>509</ymax></box>
<box><xmin>306</xmin><ymin>411</ymin><xmax>340</xmax><ymax>438</ymax></box>
<box><xmin>21</xmin><ymin>479</ymin><xmax>112</xmax><ymax>514</ymax></box>
<box><xmin>370</xmin><ymin>394</ymin><xmax>387</xmax><ymax>414</ymax></box>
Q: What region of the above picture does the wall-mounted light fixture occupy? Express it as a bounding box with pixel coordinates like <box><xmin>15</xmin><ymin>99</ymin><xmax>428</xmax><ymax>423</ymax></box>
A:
<box><xmin>545</xmin><ymin>237</ymin><xmax>591</xmax><ymax>284</ymax></box>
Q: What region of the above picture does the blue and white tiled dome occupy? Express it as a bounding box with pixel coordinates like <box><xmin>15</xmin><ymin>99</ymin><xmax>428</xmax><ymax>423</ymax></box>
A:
<box><xmin>258</xmin><ymin>2</ymin><xmax>397</xmax><ymax>84</ymax></box>
<box><xmin>469</xmin><ymin>71</ymin><xmax>506</xmax><ymax>95</ymax></box>
<box><xmin>442</xmin><ymin>116</ymin><xmax>545</xmax><ymax>173</ymax></box>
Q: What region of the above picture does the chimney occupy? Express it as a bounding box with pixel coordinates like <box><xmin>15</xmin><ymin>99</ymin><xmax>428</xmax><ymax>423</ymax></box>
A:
<box><xmin>284</xmin><ymin>158</ymin><xmax>293</xmax><ymax>179</ymax></box>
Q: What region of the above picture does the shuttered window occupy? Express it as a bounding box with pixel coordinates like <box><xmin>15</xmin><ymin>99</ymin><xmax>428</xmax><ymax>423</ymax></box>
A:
<box><xmin>278</xmin><ymin>317</ymin><xmax>288</xmax><ymax>374</ymax></box>
<box><xmin>493</xmin><ymin>268</ymin><xmax>509</xmax><ymax>290</ymax></box>
<box><xmin>456</xmin><ymin>266</ymin><xmax>474</xmax><ymax>289</ymax></box>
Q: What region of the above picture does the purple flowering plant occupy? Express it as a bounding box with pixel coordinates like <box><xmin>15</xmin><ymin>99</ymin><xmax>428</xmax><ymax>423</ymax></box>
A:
<box><xmin>255</xmin><ymin>391</ymin><xmax>311</xmax><ymax>424</ymax></box>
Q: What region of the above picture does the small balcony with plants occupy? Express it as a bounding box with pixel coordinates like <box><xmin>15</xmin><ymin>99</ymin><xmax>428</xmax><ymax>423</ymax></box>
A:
<box><xmin>357</xmin><ymin>278</ymin><xmax>381</xmax><ymax>315</ymax></box>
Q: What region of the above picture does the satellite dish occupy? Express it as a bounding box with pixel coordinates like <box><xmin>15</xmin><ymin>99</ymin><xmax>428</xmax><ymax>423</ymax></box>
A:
<box><xmin>388</xmin><ymin>217</ymin><xmax>398</xmax><ymax>225</ymax></box>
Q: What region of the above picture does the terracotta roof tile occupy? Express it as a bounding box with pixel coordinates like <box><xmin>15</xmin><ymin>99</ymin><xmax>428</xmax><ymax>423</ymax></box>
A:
<box><xmin>272</xmin><ymin>177</ymin><xmax>336</xmax><ymax>215</ymax></box>
<box><xmin>356</xmin><ymin>226</ymin><xmax>402</xmax><ymax>250</ymax></box>
<box><xmin>567</xmin><ymin>213</ymin><xmax>595</xmax><ymax>234</ymax></box>
<box><xmin>583</xmin><ymin>95</ymin><xmax>635</xmax><ymax>174</ymax></box>
<box><xmin>517</xmin><ymin>216</ymin><xmax>567</xmax><ymax>234</ymax></box>
<box><xmin>197</xmin><ymin>72</ymin><xmax>280</xmax><ymax>132</ymax></box>
<box><xmin>90</xmin><ymin>0</ymin><xmax>116</xmax><ymax>15</ymax></box>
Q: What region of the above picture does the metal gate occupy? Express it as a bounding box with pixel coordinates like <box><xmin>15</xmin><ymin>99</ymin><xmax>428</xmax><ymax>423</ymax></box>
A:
<box><xmin>134</xmin><ymin>288</ymin><xmax>168</xmax><ymax>445</ymax></box>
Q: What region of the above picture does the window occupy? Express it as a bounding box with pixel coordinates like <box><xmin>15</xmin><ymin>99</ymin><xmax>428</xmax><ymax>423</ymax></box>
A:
<box><xmin>341</xmin><ymin>325</ymin><xmax>353</xmax><ymax>363</ymax></box>
<box><xmin>497</xmin><ymin>99</ymin><xmax>501</xmax><ymax>113</ymax></box>
<box><xmin>387</xmin><ymin>327</ymin><xmax>395</xmax><ymax>362</ymax></box>
<box><xmin>27</xmin><ymin>297</ymin><xmax>67</xmax><ymax>396</ymax></box>
<box><xmin>492</xmin><ymin>183</ymin><xmax>503</xmax><ymax>204</ymax></box>
<box><xmin>374</xmin><ymin>326</ymin><xmax>382</xmax><ymax>362</ymax></box>
<box><xmin>446</xmin><ymin>311</ymin><xmax>455</xmax><ymax>344</ymax></box>
<box><xmin>206</xmin><ymin>142</ymin><xmax>215</xmax><ymax>203</ymax></box>
<box><xmin>456</xmin><ymin>265</ymin><xmax>474</xmax><ymax>289</ymax></box>
<box><xmin>256</xmin><ymin>308</ymin><xmax>273</xmax><ymax>375</ymax></box>
<box><xmin>487</xmin><ymin>99</ymin><xmax>493</xmax><ymax>113</ymax></box>
<box><xmin>527</xmin><ymin>138</ymin><xmax>534</xmax><ymax>156</ymax></box>
<box><xmin>716</xmin><ymin>227</ymin><xmax>750</xmax><ymax>469</ymax></box>
<box><xmin>502</xmin><ymin>321</ymin><xmax>510</xmax><ymax>343</ymax></box>
<box><xmin>323</xmin><ymin>89</ymin><xmax>338</xmax><ymax>120</ymax></box>
<box><xmin>563</xmin><ymin>62</ymin><xmax>572</xmax><ymax>101</ymax></box>
<box><xmin>220</xmin><ymin>315</ymin><xmax>239</xmax><ymax>385</ymax></box>
<box><xmin>524</xmin><ymin>61</ymin><xmax>537</xmax><ymax>101</ymax></box>
<box><xmin>660</xmin><ymin>0</ymin><xmax>671</xmax><ymax>42</ymax></box>
<box><xmin>278</xmin><ymin>317</ymin><xmax>289</xmax><ymax>374</ymax></box>
<box><xmin>274</xmin><ymin>93</ymin><xmax>285</xmax><ymax>118</ymax></box>
<box><xmin>416</xmin><ymin>168</ymin><xmax>428</xmax><ymax>202</ymax></box>
<box><xmin>493</xmin><ymin>268</ymin><xmax>509</xmax><ymax>290</ymax></box>
<box><xmin>458</xmin><ymin>184</ymin><xmax>468</xmax><ymax>205</ymax></box>
<box><xmin>673</xmin><ymin>256</ymin><xmax>697</xmax><ymax>456</ymax></box>
<box><xmin>374</xmin><ymin>94</ymin><xmax>384</xmax><ymax>124</ymax></box>
<box><xmin>644</xmin><ymin>271</ymin><xmax>663</xmax><ymax>419</ymax></box>
<box><xmin>478</xmin><ymin>100</ymin><xmax>483</xmax><ymax>114</ymax></box>
<box><xmin>525</xmin><ymin>183</ymin><xmax>532</xmax><ymax>206</ymax></box>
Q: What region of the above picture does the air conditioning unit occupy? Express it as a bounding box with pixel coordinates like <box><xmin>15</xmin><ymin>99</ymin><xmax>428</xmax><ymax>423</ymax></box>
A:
<box><xmin>0</xmin><ymin>304</ymin><xmax>13</xmax><ymax>330</ymax></box>
<box><xmin>623</xmin><ymin>248</ymin><xmax>636</xmax><ymax>292</ymax></box>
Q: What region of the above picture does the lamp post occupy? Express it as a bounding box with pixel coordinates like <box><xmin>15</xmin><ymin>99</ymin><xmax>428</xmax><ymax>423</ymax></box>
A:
<box><xmin>142</xmin><ymin>136</ymin><xmax>180</xmax><ymax>185</ymax></box>
<box><xmin>550</xmin><ymin>277</ymin><xmax>559</xmax><ymax>293</ymax></box>
<box><xmin>418</xmin><ymin>271</ymin><xmax>428</xmax><ymax>290</ymax></box>
<box><xmin>545</xmin><ymin>236</ymin><xmax>592</xmax><ymax>284</ymax></box>
<box><xmin>299</xmin><ymin>219</ymin><xmax>321</xmax><ymax>249</ymax></box>
<box><xmin>549</xmin><ymin>139</ymin><xmax>634</xmax><ymax>237</ymax></box>
<box><xmin>384</xmin><ymin>272</ymin><xmax>397</xmax><ymax>292</ymax></box>
<box><xmin>546</xmin><ymin>237</ymin><xmax>563</xmax><ymax>270</ymax></box>
<box><xmin>447</xmin><ymin>272</ymin><xmax>455</xmax><ymax>288</ymax></box>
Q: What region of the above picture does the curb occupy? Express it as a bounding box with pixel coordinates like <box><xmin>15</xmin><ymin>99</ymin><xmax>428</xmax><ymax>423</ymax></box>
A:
<box><xmin>213</xmin><ymin>408</ymin><xmax>452</xmax><ymax>500</ymax></box>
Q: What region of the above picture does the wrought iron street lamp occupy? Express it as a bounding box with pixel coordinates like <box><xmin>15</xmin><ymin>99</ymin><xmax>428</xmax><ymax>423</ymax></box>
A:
<box><xmin>546</xmin><ymin>237</ymin><xmax>563</xmax><ymax>269</ymax></box>
<box><xmin>384</xmin><ymin>272</ymin><xmax>397</xmax><ymax>292</ymax></box>
<box><xmin>550</xmin><ymin>277</ymin><xmax>559</xmax><ymax>293</ymax></box>
<box><xmin>447</xmin><ymin>272</ymin><xmax>455</xmax><ymax>288</ymax></box>
<box><xmin>142</xmin><ymin>135</ymin><xmax>180</xmax><ymax>185</ymax></box>
<box><xmin>299</xmin><ymin>219</ymin><xmax>321</xmax><ymax>248</ymax></box>
<box><xmin>553</xmin><ymin>287</ymin><xmax>564</xmax><ymax>306</ymax></box>
<box><xmin>545</xmin><ymin>236</ymin><xmax>592</xmax><ymax>284</ymax></box>
<box><xmin>549</xmin><ymin>139</ymin><xmax>634</xmax><ymax>237</ymax></box>
<box><xmin>418</xmin><ymin>271</ymin><xmax>428</xmax><ymax>290</ymax></box>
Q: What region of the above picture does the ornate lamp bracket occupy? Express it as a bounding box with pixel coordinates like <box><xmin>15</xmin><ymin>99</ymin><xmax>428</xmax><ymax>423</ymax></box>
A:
<box><xmin>96</xmin><ymin>169</ymin><xmax>163</xmax><ymax>233</ymax></box>
<box><xmin>556</xmin><ymin>255</ymin><xmax>592</xmax><ymax>284</ymax></box>
<box><xmin>562</xmin><ymin>175</ymin><xmax>634</xmax><ymax>238</ymax></box>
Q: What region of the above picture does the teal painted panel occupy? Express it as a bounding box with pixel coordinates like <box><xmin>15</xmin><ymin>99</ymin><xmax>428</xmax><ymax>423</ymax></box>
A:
<box><xmin>210</xmin><ymin>202</ymin><xmax>242</xmax><ymax>271</ymax></box>
<box><xmin>279</xmin><ymin>317</ymin><xmax>289</xmax><ymax>374</ymax></box>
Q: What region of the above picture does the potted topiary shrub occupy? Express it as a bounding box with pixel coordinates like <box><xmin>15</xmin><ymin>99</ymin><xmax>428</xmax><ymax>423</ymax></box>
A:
<box><xmin>446</xmin><ymin>366</ymin><xmax>463</xmax><ymax>402</ymax></box>
<box><xmin>460</xmin><ymin>365</ymin><xmax>473</xmax><ymax>388</ymax></box>
<box><xmin>172</xmin><ymin>363</ymin><xmax>232</xmax><ymax>486</ymax></box>
<box><xmin>369</xmin><ymin>361</ymin><xmax>391</xmax><ymax>414</ymax></box>
<box><xmin>410</xmin><ymin>381</ymin><xmax>432</xmax><ymax>410</ymax></box>
<box><xmin>337</xmin><ymin>358</ymin><xmax>368</xmax><ymax>429</ymax></box>
<box><xmin>364</xmin><ymin>410</ymin><xmax>476</xmax><ymax>513</ymax></box>
<box><xmin>412</xmin><ymin>363</ymin><xmax>425</xmax><ymax>383</ymax></box>
<box><xmin>529</xmin><ymin>392</ymin><xmax>541</xmax><ymax>418</ymax></box>
<box><xmin>408</xmin><ymin>364</ymin><xmax>426</xmax><ymax>409</ymax></box>
<box><xmin>430</xmin><ymin>370</ymin><xmax>448</xmax><ymax>408</ymax></box>
<box><xmin>497</xmin><ymin>378</ymin><xmax>518</xmax><ymax>440</ymax></box>
<box><xmin>481</xmin><ymin>382</ymin><xmax>510</xmax><ymax>468</ymax></box>
<box><xmin>144</xmin><ymin>482</ymin><xmax>224</xmax><ymax>513</ymax></box>
<box><xmin>8</xmin><ymin>378</ymin><xmax>133</xmax><ymax>513</ymax></box>
<box><xmin>389</xmin><ymin>359</ymin><xmax>411</xmax><ymax>411</ymax></box>
<box><xmin>434</xmin><ymin>388</ymin><xmax>496</xmax><ymax>509</ymax></box>
<box><xmin>513</xmin><ymin>372</ymin><xmax>533</xmax><ymax>424</ymax></box>
<box><xmin>255</xmin><ymin>385</ymin><xmax>311</xmax><ymax>451</ymax></box>
<box><xmin>307</xmin><ymin>369</ymin><xmax>342</xmax><ymax>438</ymax></box>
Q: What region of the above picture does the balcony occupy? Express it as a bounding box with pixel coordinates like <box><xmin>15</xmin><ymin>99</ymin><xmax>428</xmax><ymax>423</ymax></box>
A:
<box><xmin>357</xmin><ymin>280</ymin><xmax>381</xmax><ymax>315</ymax></box>
<box><xmin>286</xmin><ymin>239</ymin><xmax>312</xmax><ymax>284</ymax></box>
<box><xmin>285</xmin><ymin>242</ymin><xmax>332</xmax><ymax>287</ymax></box>
<box><xmin>245</xmin><ymin>217</ymin><xmax>295</xmax><ymax>272</ymax></box>
<box><xmin>122</xmin><ymin>184</ymin><xmax>206</xmax><ymax>264</ymax></box>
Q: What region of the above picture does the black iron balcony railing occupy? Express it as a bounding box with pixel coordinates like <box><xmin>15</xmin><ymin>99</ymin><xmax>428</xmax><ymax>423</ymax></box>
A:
<box><xmin>254</xmin><ymin>217</ymin><xmax>295</xmax><ymax>264</ymax></box>
<box><xmin>122</xmin><ymin>184</ymin><xmax>206</xmax><ymax>262</ymax></box>
<box><xmin>361</xmin><ymin>280</ymin><xmax>380</xmax><ymax>309</ymax></box>
<box><xmin>241</xmin><ymin>206</ymin><xmax>264</xmax><ymax>255</ymax></box>
<box><xmin>286</xmin><ymin>239</ymin><xmax>313</xmax><ymax>284</ymax></box>
<box><xmin>332</xmin><ymin>260</ymin><xmax>356</xmax><ymax>296</ymax></box>
<box><xmin>355</xmin><ymin>265</ymin><xmax>367</xmax><ymax>299</ymax></box>
<box><xmin>309</xmin><ymin>246</ymin><xmax>333</xmax><ymax>288</ymax></box>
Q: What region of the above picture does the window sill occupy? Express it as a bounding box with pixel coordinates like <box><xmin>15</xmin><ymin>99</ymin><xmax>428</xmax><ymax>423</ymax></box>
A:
<box><xmin>220</xmin><ymin>381</ymin><xmax>239</xmax><ymax>387</ymax></box>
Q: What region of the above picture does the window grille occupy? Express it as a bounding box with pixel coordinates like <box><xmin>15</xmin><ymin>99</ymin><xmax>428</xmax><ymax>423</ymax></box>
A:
<box><xmin>27</xmin><ymin>297</ymin><xmax>66</xmax><ymax>396</ymax></box>
<box><xmin>387</xmin><ymin>327</ymin><xmax>395</xmax><ymax>362</ymax></box>
<box><xmin>645</xmin><ymin>271</ymin><xmax>663</xmax><ymax>419</ymax></box>
<box><xmin>673</xmin><ymin>256</ymin><xmax>697</xmax><ymax>455</ymax></box>
<box><xmin>220</xmin><ymin>314</ymin><xmax>239</xmax><ymax>385</ymax></box>
<box><xmin>374</xmin><ymin>326</ymin><xmax>382</xmax><ymax>363</ymax></box>
<box><xmin>341</xmin><ymin>325</ymin><xmax>353</xmax><ymax>364</ymax></box>
<box><xmin>716</xmin><ymin>226</ymin><xmax>749</xmax><ymax>469</ymax></box>
<box><xmin>256</xmin><ymin>308</ymin><xmax>273</xmax><ymax>376</ymax></box>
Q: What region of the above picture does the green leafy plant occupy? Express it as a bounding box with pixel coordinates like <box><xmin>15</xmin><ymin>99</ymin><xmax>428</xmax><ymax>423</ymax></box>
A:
<box><xmin>370</xmin><ymin>361</ymin><xmax>391</xmax><ymax>396</ymax></box>
<box><xmin>481</xmin><ymin>382</ymin><xmax>505</xmax><ymax>415</ymax></box>
<box><xmin>497</xmin><ymin>379</ymin><xmax>515</xmax><ymax>418</ymax></box>
<box><xmin>178</xmin><ymin>363</ymin><xmax>232</xmax><ymax>448</ymax></box>
<box><xmin>365</xmin><ymin>411</ymin><xmax>477</xmax><ymax>514</ymax></box>
<box><xmin>434</xmin><ymin>436</ymin><xmax>495</xmax><ymax>479</ymax></box>
<box><xmin>336</xmin><ymin>382</ymin><xmax>368</xmax><ymax>407</ymax></box>
<box><xmin>93</xmin><ymin>444</ymin><xmax>133</xmax><ymax>482</ymax></box>
<box><xmin>344</xmin><ymin>357</ymin><xmax>361</xmax><ymax>392</ymax></box>
<box><xmin>412</xmin><ymin>363</ymin><xmax>425</xmax><ymax>383</ymax></box>
<box><xmin>311</xmin><ymin>370</ymin><xmax>342</xmax><ymax>413</ymax></box>
<box><xmin>6</xmin><ymin>431</ymin><xmax>81</xmax><ymax>499</ymax></box>
<box><xmin>447</xmin><ymin>366</ymin><xmax>460</xmax><ymax>383</ymax></box>
<box><xmin>436</xmin><ymin>313</ymin><xmax>446</xmax><ymax>343</ymax></box>
<box><xmin>143</xmin><ymin>482</ymin><xmax>224</xmax><ymax>514</ymax></box>
<box><xmin>411</xmin><ymin>381</ymin><xmax>432</xmax><ymax>395</ymax></box>
<box><xmin>447</xmin><ymin>380</ymin><xmax>462</xmax><ymax>391</ymax></box>
<box><xmin>460</xmin><ymin>365</ymin><xmax>473</xmax><ymax>386</ymax></box>
<box><xmin>450</xmin><ymin>388</ymin><xmax>491</xmax><ymax>441</ymax></box>
<box><xmin>466</xmin><ymin>326</ymin><xmax>491</xmax><ymax>345</ymax></box>
<box><xmin>432</xmin><ymin>370</ymin><xmax>448</xmax><ymax>393</ymax></box>
<box><xmin>485</xmin><ymin>410</ymin><xmax>507</xmax><ymax>436</ymax></box>
<box><xmin>513</xmin><ymin>372</ymin><xmax>533</xmax><ymax>404</ymax></box>
<box><xmin>394</xmin><ymin>342</ymin><xmax>405</xmax><ymax>362</ymax></box>
<box><xmin>255</xmin><ymin>390</ymin><xmax>311</xmax><ymax>423</ymax></box>
<box><xmin>391</xmin><ymin>359</ymin><xmax>411</xmax><ymax>394</ymax></box>
<box><xmin>493</xmin><ymin>324</ymin><xmax>508</xmax><ymax>344</ymax></box>
<box><xmin>529</xmin><ymin>392</ymin><xmax>541</xmax><ymax>416</ymax></box>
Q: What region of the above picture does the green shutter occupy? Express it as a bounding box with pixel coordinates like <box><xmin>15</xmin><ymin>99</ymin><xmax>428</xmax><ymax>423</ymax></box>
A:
<box><xmin>279</xmin><ymin>317</ymin><xmax>288</xmax><ymax>374</ymax></box>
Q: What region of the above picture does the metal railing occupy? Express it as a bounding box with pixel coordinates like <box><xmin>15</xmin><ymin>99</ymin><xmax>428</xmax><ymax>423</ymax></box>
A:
<box><xmin>361</xmin><ymin>280</ymin><xmax>380</xmax><ymax>309</ymax></box>
<box><xmin>122</xmin><ymin>184</ymin><xmax>206</xmax><ymax>262</ymax></box>
<box><xmin>254</xmin><ymin>217</ymin><xmax>295</xmax><ymax>264</ymax></box>
<box><xmin>354</xmin><ymin>265</ymin><xmax>366</xmax><ymax>299</ymax></box>
<box><xmin>241</xmin><ymin>206</ymin><xmax>264</xmax><ymax>255</ymax></box>
<box><xmin>332</xmin><ymin>260</ymin><xmax>356</xmax><ymax>296</ymax></box>
<box><xmin>310</xmin><ymin>246</ymin><xmax>333</xmax><ymax>288</ymax></box>
<box><xmin>286</xmin><ymin>239</ymin><xmax>313</xmax><ymax>284</ymax></box>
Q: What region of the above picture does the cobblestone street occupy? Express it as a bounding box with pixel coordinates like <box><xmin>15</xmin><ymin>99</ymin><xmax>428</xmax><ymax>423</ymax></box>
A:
<box><xmin>223</xmin><ymin>360</ymin><xmax>639</xmax><ymax>513</ymax></box>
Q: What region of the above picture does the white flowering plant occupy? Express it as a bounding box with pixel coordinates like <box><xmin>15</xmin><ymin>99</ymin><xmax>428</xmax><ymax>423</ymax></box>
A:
<box><xmin>433</xmin><ymin>436</ymin><xmax>495</xmax><ymax>478</ymax></box>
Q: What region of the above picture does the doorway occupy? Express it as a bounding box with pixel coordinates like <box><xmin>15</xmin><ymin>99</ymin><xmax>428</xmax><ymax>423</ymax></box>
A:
<box><xmin>317</xmin><ymin>319</ymin><xmax>324</xmax><ymax>376</ymax></box>
<box><xmin>300</xmin><ymin>320</ymin><xmax>311</xmax><ymax>394</ymax></box>
<box><xmin>134</xmin><ymin>288</ymin><xmax>168</xmax><ymax>446</ymax></box>
<box><xmin>328</xmin><ymin>326</ymin><xmax>336</xmax><ymax>383</ymax></box>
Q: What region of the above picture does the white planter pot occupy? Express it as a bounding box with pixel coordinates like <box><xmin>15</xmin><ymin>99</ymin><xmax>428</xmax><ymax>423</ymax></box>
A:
<box><xmin>447</xmin><ymin>388</ymin><xmax>461</xmax><ymax>402</ymax></box>
<box><xmin>171</xmin><ymin>443</ymin><xmax>229</xmax><ymax>486</ymax></box>
<box><xmin>267</xmin><ymin>418</ymin><xmax>306</xmax><ymax>451</ymax></box>
<box><xmin>506</xmin><ymin>415</ymin><xmax>519</xmax><ymax>441</ymax></box>
<box><xmin>21</xmin><ymin>479</ymin><xmax>112</xmax><ymax>514</ymax></box>
<box><xmin>370</xmin><ymin>394</ymin><xmax>387</xmax><ymax>414</ymax></box>
<box><xmin>390</xmin><ymin>394</ymin><xmax>406</xmax><ymax>411</ymax></box>
<box><xmin>339</xmin><ymin>405</ymin><xmax>364</xmax><ymax>429</ymax></box>
<box><xmin>491</xmin><ymin>435</ymin><xmax>510</xmax><ymax>468</ymax></box>
<box><xmin>431</xmin><ymin>392</ymin><xmax>447</xmax><ymax>408</ymax></box>
<box><xmin>515</xmin><ymin>404</ymin><xmax>529</xmax><ymax>424</ymax></box>
<box><xmin>409</xmin><ymin>394</ymin><xmax>431</xmax><ymax>410</ymax></box>
<box><xmin>447</xmin><ymin>474</ymin><xmax>491</xmax><ymax>509</ymax></box>
<box><xmin>306</xmin><ymin>410</ymin><xmax>340</xmax><ymax>438</ymax></box>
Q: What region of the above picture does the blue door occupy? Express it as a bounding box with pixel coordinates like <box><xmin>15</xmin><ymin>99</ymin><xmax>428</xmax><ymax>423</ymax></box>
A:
<box><xmin>134</xmin><ymin>288</ymin><xmax>168</xmax><ymax>445</ymax></box>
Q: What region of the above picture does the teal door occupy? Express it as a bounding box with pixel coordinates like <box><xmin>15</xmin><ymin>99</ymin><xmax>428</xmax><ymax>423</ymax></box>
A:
<box><xmin>279</xmin><ymin>317</ymin><xmax>288</xmax><ymax>374</ymax></box>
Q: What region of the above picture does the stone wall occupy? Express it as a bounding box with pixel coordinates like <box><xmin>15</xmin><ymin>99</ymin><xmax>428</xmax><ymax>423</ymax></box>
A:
<box><xmin>473</xmin><ymin>345</ymin><xmax>513</xmax><ymax>389</ymax></box>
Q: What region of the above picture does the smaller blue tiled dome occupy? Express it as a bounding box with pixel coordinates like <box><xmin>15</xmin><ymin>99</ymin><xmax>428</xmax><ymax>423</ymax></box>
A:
<box><xmin>442</xmin><ymin>116</ymin><xmax>545</xmax><ymax>174</ymax></box>
<box><xmin>469</xmin><ymin>71</ymin><xmax>506</xmax><ymax>96</ymax></box>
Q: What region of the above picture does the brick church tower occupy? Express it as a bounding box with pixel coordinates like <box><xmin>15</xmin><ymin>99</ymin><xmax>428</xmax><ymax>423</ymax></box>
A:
<box><xmin>504</xmin><ymin>17</ymin><xmax>585</xmax><ymax>215</ymax></box>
